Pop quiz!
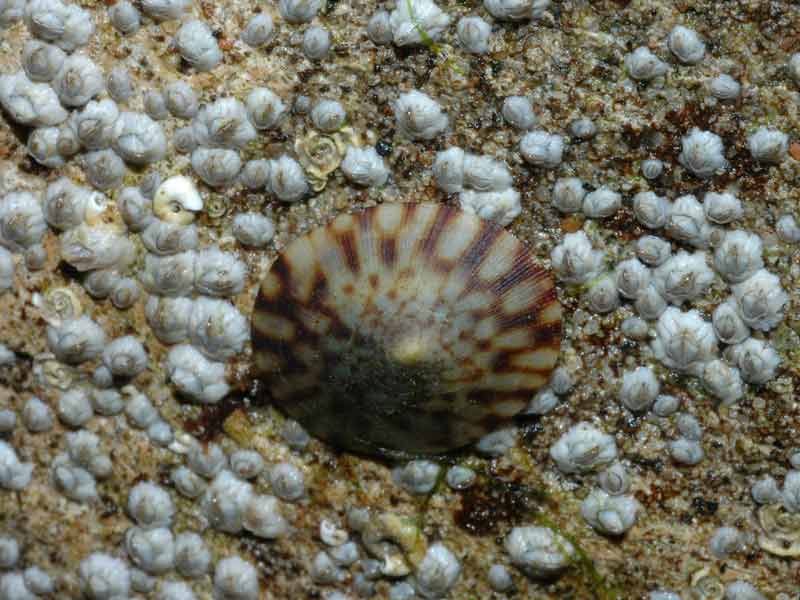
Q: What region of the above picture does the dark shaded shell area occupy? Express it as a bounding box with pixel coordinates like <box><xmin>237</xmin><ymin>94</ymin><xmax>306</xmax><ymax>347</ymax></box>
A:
<box><xmin>252</xmin><ymin>203</ymin><xmax>562</xmax><ymax>456</ymax></box>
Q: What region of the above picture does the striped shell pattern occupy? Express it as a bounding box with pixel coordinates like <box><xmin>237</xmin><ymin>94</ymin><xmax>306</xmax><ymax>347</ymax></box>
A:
<box><xmin>252</xmin><ymin>203</ymin><xmax>562</xmax><ymax>456</ymax></box>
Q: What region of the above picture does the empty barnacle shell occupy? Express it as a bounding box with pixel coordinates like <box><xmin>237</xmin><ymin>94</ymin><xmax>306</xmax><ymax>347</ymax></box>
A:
<box><xmin>251</xmin><ymin>203</ymin><xmax>561</xmax><ymax>456</ymax></box>
<box><xmin>756</xmin><ymin>504</ymin><xmax>800</xmax><ymax>557</ymax></box>
<box><xmin>294</xmin><ymin>127</ymin><xmax>356</xmax><ymax>192</ymax></box>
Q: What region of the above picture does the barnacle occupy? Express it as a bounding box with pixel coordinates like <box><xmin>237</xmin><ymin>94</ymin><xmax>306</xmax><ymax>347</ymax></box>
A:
<box><xmin>294</xmin><ymin>128</ymin><xmax>353</xmax><ymax>192</ymax></box>
<box><xmin>252</xmin><ymin>203</ymin><xmax>561</xmax><ymax>456</ymax></box>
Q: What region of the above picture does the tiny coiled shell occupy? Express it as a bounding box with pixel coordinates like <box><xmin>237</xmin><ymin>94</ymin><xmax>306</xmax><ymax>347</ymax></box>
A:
<box><xmin>153</xmin><ymin>176</ymin><xmax>203</xmax><ymax>224</ymax></box>
<box><xmin>252</xmin><ymin>203</ymin><xmax>561</xmax><ymax>456</ymax></box>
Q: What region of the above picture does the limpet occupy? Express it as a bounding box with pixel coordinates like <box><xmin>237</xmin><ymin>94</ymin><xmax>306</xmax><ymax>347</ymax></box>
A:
<box><xmin>252</xmin><ymin>203</ymin><xmax>561</xmax><ymax>456</ymax></box>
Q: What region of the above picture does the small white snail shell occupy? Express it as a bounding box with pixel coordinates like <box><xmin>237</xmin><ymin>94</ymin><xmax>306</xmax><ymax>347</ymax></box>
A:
<box><xmin>153</xmin><ymin>176</ymin><xmax>204</xmax><ymax>225</ymax></box>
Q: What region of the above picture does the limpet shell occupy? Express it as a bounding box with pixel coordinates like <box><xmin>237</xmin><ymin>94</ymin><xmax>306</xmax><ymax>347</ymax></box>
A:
<box><xmin>252</xmin><ymin>203</ymin><xmax>561</xmax><ymax>456</ymax></box>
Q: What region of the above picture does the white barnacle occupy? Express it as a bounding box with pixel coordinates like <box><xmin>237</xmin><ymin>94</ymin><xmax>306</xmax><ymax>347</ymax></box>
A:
<box><xmin>60</xmin><ymin>224</ymin><xmax>134</xmax><ymax>271</ymax></box>
<box><xmin>52</xmin><ymin>54</ymin><xmax>103</xmax><ymax>108</ymax></box>
<box><xmin>652</xmin><ymin>250</ymin><xmax>714</xmax><ymax>305</ymax></box>
<box><xmin>141</xmin><ymin>222</ymin><xmax>199</xmax><ymax>256</ymax></box>
<box><xmin>585</xmin><ymin>273</ymin><xmax>620</xmax><ymax>314</ymax></box>
<box><xmin>551</xmin><ymin>177</ymin><xmax>585</xmax><ymax>213</ymax></box>
<box><xmin>57</xmin><ymin>389</ymin><xmax>93</xmax><ymax>427</ymax></box>
<box><xmin>102</xmin><ymin>335</ymin><xmax>147</xmax><ymax>377</ymax></box>
<box><xmin>0</xmin><ymin>191</ymin><xmax>46</xmax><ymax>252</ymax></box>
<box><xmin>714</xmin><ymin>231</ymin><xmax>763</xmax><ymax>283</ymax></box>
<box><xmin>341</xmin><ymin>146</ymin><xmax>390</xmax><ymax>188</ymax></box>
<box><xmin>619</xmin><ymin>366</ymin><xmax>660</xmax><ymax>412</ymax></box>
<box><xmin>213</xmin><ymin>556</ymin><xmax>259</xmax><ymax>600</ymax></box>
<box><xmin>243</xmin><ymin>494</ymin><xmax>289</xmax><ymax>539</ymax></box>
<box><xmin>0</xmin><ymin>71</ymin><xmax>68</xmax><ymax>127</ymax></box>
<box><xmin>0</xmin><ymin>440</ymin><xmax>34</xmax><ymax>491</ymax></box>
<box><xmin>21</xmin><ymin>396</ymin><xmax>53</xmax><ymax>433</ymax></box>
<box><xmin>504</xmin><ymin>526</ymin><xmax>574</xmax><ymax>579</ymax></box>
<box><xmin>393</xmin><ymin>90</ymin><xmax>448</xmax><ymax>141</ymax></box>
<box><xmin>458</xmin><ymin>189</ymin><xmax>521</xmax><ymax>226</ymax></box>
<box><xmin>108</xmin><ymin>1</ymin><xmax>140</xmax><ymax>35</ymax></box>
<box><xmin>550</xmin><ymin>231</ymin><xmax>605</xmax><ymax>284</ymax></box>
<box><xmin>709</xmin><ymin>74</ymin><xmax>741</xmax><ymax>100</ymax></box>
<box><xmin>112</xmin><ymin>112</ymin><xmax>167</xmax><ymax>166</ymax></box>
<box><xmin>128</xmin><ymin>481</ymin><xmax>175</xmax><ymax>529</ymax></box>
<box><xmin>669</xmin><ymin>437</ymin><xmax>704</xmax><ymax>465</ymax></box>
<box><xmin>570</xmin><ymin>117</ymin><xmax>596</xmax><ymax>139</ymax></box>
<box><xmin>153</xmin><ymin>176</ymin><xmax>203</xmax><ymax>225</ymax></box>
<box><xmin>651</xmin><ymin>307</ymin><xmax>717</xmax><ymax>374</ymax></box>
<box><xmin>24</xmin><ymin>0</ymin><xmax>94</xmax><ymax>52</ymax></box>
<box><xmin>193</xmin><ymin>248</ymin><xmax>246</xmax><ymax>297</ymax></box>
<box><xmin>188</xmin><ymin>297</ymin><xmax>249</xmax><ymax>360</ymax></box>
<box><xmin>175</xmin><ymin>20</ymin><xmax>222</xmax><ymax>72</ymax></box>
<box><xmin>22</xmin><ymin>40</ymin><xmax>65</xmax><ymax>82</ymax></box>
<box><xmin>432</xmin><ymin>147</ymin><xmax>465</xmax><ymax>194</ymax></box>
<box><xmin>201</xmin><ymin>470</ymin><xmax>253</xmax><ymax>533</ymax></box>
<box><xmin>78</xmin><ymin>553</ymin><xmax>131</xmax><ymax>600</ymax></box>
<box><xmin>732</xmin><ymin>268</ymin><xmax>788</xmax><ymax>331</ymax></box>
<box><xmin>279</xmin><ymin>0</ymin><xmax>323</xmax><ymax>24</ymax></box>
<box><xmin>83</xmin><ymin>150</ymin><xmax>127</xmax><ymax>191</ymax></box>
<box><xmin>583</xmin><ymin>187</ymin><xmax>621</xmax><ymax>219</ymax></box>
<box><xmin>118</xmin><ymin>186</ymin><xmax>154</xmax><ymax>232</ymax></box>
<box><xmin>668</xmin><ymin>25</ymin><xmax>705</xmax><ymax>65</ymax></box>
<box><xmin>416</xmin><ymin>543</ymin><xmax>461</xmax><ymax>599</ymax></box>
<box><xmin>303</xmin><ymin>26</ymin><xmax>331</xmax><ymax>60</ymax></box>
<box><xmin>171</xmin><ymin>466</ymin><xmax>207</xmax><ymax>499</ymax></box>
<box><xmin>140</xmin><ymin>252</ymin><xmax>196</xmax><ymax>296</ymax></box>
<box><xmin>625</xmin><ymin>47</ymin><xmax>668</xmax><ymax>81</ymax></box>
<box><xmin>393</xmin><ymin>460</ymin><xmax>441</xmax><ymax>495</ymax></box>
<box><xmin>232</xmin><ymin>213</ymin><xmax>275</xmax><ymax>248</ymax></box>
<box><xmin>550</xmin><ymin>422</ymin><xmax>617</xmax><ymax>474</ymax></box>
<box><xmin>73</xmin><ymin>99</ymin><xmax>120</xmax><ymax>151</ymax></box>
<box><xmin>463</xmin><ymin>154</ymin><xmax>513</xmax><ymax>192</ymax></box>
<box><xmin>193</xmin><ymin>98</ymin><xmax>257</xmax><ymax>149</ymax></box>
<box><xmin>678</xmin><ymin>128</ymin><xmax>726</xmax><ymax>178</ymax></box>
<box><xmin>748</xmin><ymin>127</ymin><xmax>789</xmax><ymax>164</ymax></box>
<box><xmin>141</xmin><ymin>0</ymin><xmax>190</xmax><ymax>21</ymax></box>
<box><xmin>712</xmin><ymin>299</ymin><xmax>749</xmax><ymax>344</ymax></box>
<box><xmin>191</xmin><ymin>148</ymin><xmax>242</xmax><ymax>187</ymax></box>
<box><xmin>239</xmin><ymin>159</ymin><xmax>272</xmax><ymax>190</ymax></box>
<box><xmin>581</xmin><ymin>489</ymin><xmax>641</xmax><ymax>536</ymax></box>
<box><xmin>47</xmin><ymin>315</ymin><xmax>106</xmax><ymax>364</ymax></box>
<box><xmin>519</xmin><ymin>130</ymin><xmax>564</xmax><ymax>168</ymax></box>
<box><xmin>703</xmin><ymin>191</ymin><xmax>742</xmax><ymax>224</ymax></box>
<box><xmin>701</xmin><ymin>359</ymin><xmax>744</xmax><ymax>405</ymax></box>
<box><xmin>268</xmin><ymin>155</ymin><xmax>309</xmax><ymax>202</ymax></box>
<box><xmin>502</xmin><ymin>95</ymin><xmax>536</xmax><ymax>131</ymax></box>
<box><xmin>143</xmin><ymin>89</ymin><xmax>169</xmax><ymax>121</ymax></box>
<box><xmin>311</xmin><ymin>99</ymin><xmax>346</xmax><ymax>133</ymax></box>
<box><xmin>107</xmin><ymin>67</ymin><xmax>133</xmax><ymax>104</ymax></box>
<box><xmin>144</xmin><ymin>296</ymin><xmax>193</xmax><ymax>344</ymax></box>
<box><xmin>457</xmin><ymin>16</ymin><xmax>491</xmax><ymax>55</ymax></box>
<box><xmin>776</xmin><ymin>215</ymin><xmax>800</xmax><ymax>244</ymax></box>
<box><xmin>27</xmin><ymin>127</ymin><xmax>64</xmax><ymax>168</ymax></box>
<box><xmin>633</xmin><ymin>191</ymin><xmax>670</xmax><ymax>229</ymax></box>
<box><xmin>165</xmin><ymin>344</ymin><xmax>229</xmax><ymax>403</ymax></box>
<box><xmin>665</xmin><ymin>194</ymin><xmax>707</xmax><ymax>246</ymax></box>
<box><xmin>597</xmin><ymin>462</ymin><xmax>630</xmax><ymax>496</ymax></box>
<box><xmin>164</xmin><ymin>80</ymin><xmax>199</xmax><ymax>120</ymax></box>
<box><xmin>389</xmin><ymin>0</ymin><xmax>451</xmax><ymax>47</ymax></box>
<box><xmin>246</xmin><ymin>88</ymin><xmax>287</xmax><ymax>131</ymax></box>
<box><xmin>641</xmin><ymin>159</ymin><xmax>664</xmax><ymax>179</ymax></box>
<box><xmin>367</xmin><ymin>10</ymin><xmax>393</xmax><ymax>45</ymax></box>
<box><xmin>174</xmin><ymin>532</ymin><xmax>211</xmax><ymax>577</ymax></box>
<box><xmin>241</xmin><ymin>13</ymin><xmax>275</xmax><ymax>48</ymax></box>
<box><xmin>484</xmin><ymin>0</ymin><xmax>550</xmax><ymax>21</ymax></box>
<box><xmin>635</xmin><ymin>235</ymin><xmax>671</xmax><ymax>267</ymax></box>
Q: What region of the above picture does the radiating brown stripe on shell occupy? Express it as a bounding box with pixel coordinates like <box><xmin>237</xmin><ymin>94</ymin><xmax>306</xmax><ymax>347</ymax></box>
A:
<box><xmin>252</xmin><ymin>203</ymin><xmax>562</xmax><ymax>457</ymax></box>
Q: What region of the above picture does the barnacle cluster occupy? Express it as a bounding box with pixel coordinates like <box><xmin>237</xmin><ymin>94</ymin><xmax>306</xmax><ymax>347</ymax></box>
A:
<box><xmin>1</xmin><ymin>0</ymin><xmax>799</xmax><ymax>598</ymax></box>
